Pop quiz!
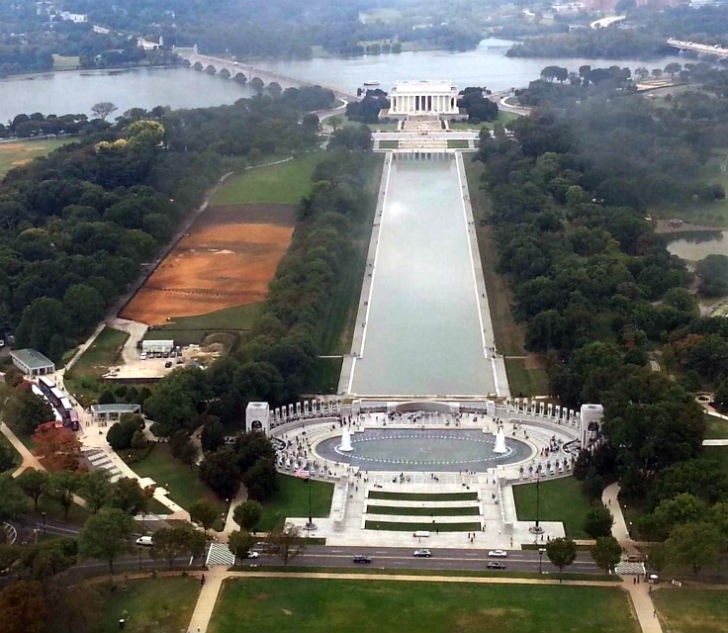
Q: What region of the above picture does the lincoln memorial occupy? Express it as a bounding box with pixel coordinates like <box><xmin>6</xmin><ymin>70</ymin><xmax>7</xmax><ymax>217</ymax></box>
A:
<box><xmin>387</xmin><ymin>80</ymin><xmax>460</xmax><ymax>118</ymax></box>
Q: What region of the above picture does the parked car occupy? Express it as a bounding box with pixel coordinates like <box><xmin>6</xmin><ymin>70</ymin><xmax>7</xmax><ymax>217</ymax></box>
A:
<box><xmin>246</xmin><ymin>551</ymin><xmax>259</xmax><ymax>559</ymax></box>
<box><xmin>488</xmin><ymin>550</ymin><xmax>508</xmax><ymax>558</ymax></box>
<box><xmin>413</xmin><ymin>549</ymin><xmax>432</xmax><ymax>557</ymax></box>
<box><xmin>486</xmin><ymin>561</ymin><xmax>506</xmax><ymax>569</ymax></box>
<box><xmin>135</xmin><ymin>536</ymin><xmax>154</xmax><ymax>547</ymax></box>
<box><xmin>164</xmin><ymin>361</ymin><xmax>172</xmax><ymax>368</ymax></box>
<box><xmin>353</xmin><ymin>555</ymin><xmax>372</xmax><ymax>564</ymax></box>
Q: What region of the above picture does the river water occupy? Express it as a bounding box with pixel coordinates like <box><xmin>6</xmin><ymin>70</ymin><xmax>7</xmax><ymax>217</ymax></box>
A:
<box><xmin>0</xmin><ymin>39</ymin><xmax>682</xmax><ymax>122</ymax></box>
<box><xmin>0</xmin><ymin>66</ymin><xmax>256</xmax><ymax>123</ymax></box>
<box><xmin>347</xmin><ymin>154</ymin><xmax>496</xmax><ymax>397</ymax></box>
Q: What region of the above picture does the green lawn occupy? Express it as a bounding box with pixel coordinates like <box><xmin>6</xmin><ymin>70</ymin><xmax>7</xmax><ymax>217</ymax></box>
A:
<box><xmin>52</xmin><ymin>53</ymin><xmax>79</xmax><ymax>70</ymax></box>
<box><xmin>368</xmin><ymin>491</ymin><xmax>478</xmax><ymax>501</ymax></box>
<box><xmin>447</xmin><ymin>139</ymin><xmax>470</xmax><ymax>149</ymax></box>
<box><xmin>212</xmin><ymin>153</ymin><xmax>322</xmax><ymax>205</ymax></box>
<box><xmin>0</xmin><ymin>138</ymin><xmax>76</xmax><ymax>179</ymax></box>
<box><xmin>144</xmin><ymin>303</ymin><xmax>263</xmax><ymax>346</ymax></box>
<box><xmin>703</xmin><ymin>445</ymin><xmax>728</xmax><ymax>469</ymax></box>
<box><xmin>366</xmin><ymin>505</ymin><xmax>480</xmax><ymax>516</ymax></box>
<box><xmin>704</xmin><ymin>413</ymin><xmax>728</xmax><ymax>439</ymax></box>
<box><xmin>258</xmin><ymin>474</ymin><xmax>334</xmax><ymax>531</ymax></box>
<box><xmin>653</xmin><ymin>587</ymin><xmax>728</xmax><ymax>633</ymax></box>
<box><xmin>505</xmin><ymin>357</ymin><xmax>550</xmax><ymax>398</ymax></box>
<box><xmin>209</xmin><ymin>578</ymin><xmax>638</xmax><ymax>633</ymax></box>
<box><xmin>122</xmin><ymin>444</ymin><xmax>223</xmax><ymax>515</ymax></box>
<box><xmin>512</xmin><ymin>476</ymin><xmax>594</xmax><ymax>539</ymax></box>
<box><xmin>365</xmin><ymin>520</ymin><xmax>481</xmax><ymax>531</ymax></box>
<box><xmin>0</xmin><ymin>432</ymin><xmax>21</xmax><ymax>473</ymax></box>
<box><xmin>65</xmin><ymin>327</ymin><xmax>129</xmax><ymax>403</ymax></box>
<box><xmin>378</xmin><ymin>140</ymin><xmax>399</xmax><ymax>149</ymax></box>
<box><xmin>94</xmin><ymin>576</ymin><xmax>200</xmax><ymax>633</ymax></box>
<box><xmin>449</xmin><ymin>111</ymin><xmax>521</xmax><ymax>131</ymax></box>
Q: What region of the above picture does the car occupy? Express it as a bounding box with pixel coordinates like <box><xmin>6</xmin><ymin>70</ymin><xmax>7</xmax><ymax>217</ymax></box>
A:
<box><xmin>413</xmin><ymin>549</ymin><xmax>432</xmax><ymax>557</ymax></box>
<box><xmin>140</xmin><ymin>352</ymin><xmax>147</xmax><ymax>360</ymax></box>
<box><xmin>135</xmin><ymin>536</ymin><xmax>154</xmax><ymax>547</ymax></box>
<box><xmin>246</xmin><ymin>551</ymin><xmax>260</xmax><ymax>559</ymax></box>
<box><xmin>353</xmin><ymin>555</ymin><xmax>372</xmax><ymax>564</ymax></box>
<box><xmin>486</xmin><ymin>561</ymin><xmax>506</xmax><ymax>569</ymax></box>
<box><xmin>488</xmin><ymin>550</ymin><xmax>508</xmax><ymax>558</ymax></box>
<box><xmin>176</xmin><ymin>357</ymin><xmax>184</xmax><ymax>364</ymax></box>
<box><xmin>252</xmin><ymin>541</ymin><xmax>276</xmax><ymax>553</ymax></box>
<box><xmin>626</xmin><ymin>554</ymin><xmax>642</xmax><ymax>563</ymax></box>
<box><xmin>164</xmin><ymin>361</ymin><xmax>172</xmax><ymax>368</ymax></box>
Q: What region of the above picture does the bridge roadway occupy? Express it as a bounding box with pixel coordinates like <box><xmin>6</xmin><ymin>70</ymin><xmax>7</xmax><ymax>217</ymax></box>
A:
<box><xmin>176</xmin><ymin>50</ymin><xmax>358</xmax><ymax>102</ymax></box>
<box><xmin>666</xmin><ymin>38</ymin><xmax>728</xmax><ymax>59</ymax></box>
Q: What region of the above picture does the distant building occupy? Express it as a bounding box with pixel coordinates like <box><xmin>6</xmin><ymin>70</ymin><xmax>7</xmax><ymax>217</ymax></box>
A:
<box><xmin>10</xmin><ymin>349</ymin><xmax>55</xmax><ymax>376</ymax></box>
<box><xmin>141</xmin><ymin>339</ymin><xmax>174</xmax><ymax>354</ymax></box>
<box><xmin>91</xmin><ymin>403</ymin><xmax>142</xmax><ymax>423</ymax></box>
<box><xmin>59</xmin><ymin>11</ymin><xmax>88</xmax><ymax>23</ymax></box>
<box><xmin>387</xmin><ymin>80</ymin><xmax>460</xmax><ymax>118</ymax></box>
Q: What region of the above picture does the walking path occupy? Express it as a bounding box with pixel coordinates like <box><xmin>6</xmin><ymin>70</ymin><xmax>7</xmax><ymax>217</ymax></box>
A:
<box><xmin>602</xmin><ymin>481</ymin><xmax>664</xmax><ymax>633</ymax></box>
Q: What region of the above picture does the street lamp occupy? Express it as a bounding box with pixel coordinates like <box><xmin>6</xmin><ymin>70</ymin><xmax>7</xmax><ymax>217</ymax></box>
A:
<box><xmin>538</xmin><ymin>547</ymin><xmax>545</xmax><ymax>574</ymax></box>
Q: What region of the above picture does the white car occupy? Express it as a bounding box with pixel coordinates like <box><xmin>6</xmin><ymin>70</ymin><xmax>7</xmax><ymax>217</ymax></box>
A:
<box><xmin>135</xmin><ymin>536</ymin><xmax>154</xmax><ymax>547</ymax></box>
<box><xmin>246</xmin><ymin>551</ymin><xmax>260</xmax><ymax>559</ymax></box>
<box><xmin>488</xmin><ymin>549</ymin><xmax>508</xmax><ymax>558</ymax></box>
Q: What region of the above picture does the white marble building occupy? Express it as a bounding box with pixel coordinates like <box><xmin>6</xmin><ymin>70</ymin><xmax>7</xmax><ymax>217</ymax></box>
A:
<box><xmin>387</xmin><ymin>80</ymin><xmax>459</xmax><ymax>117</ymax></box>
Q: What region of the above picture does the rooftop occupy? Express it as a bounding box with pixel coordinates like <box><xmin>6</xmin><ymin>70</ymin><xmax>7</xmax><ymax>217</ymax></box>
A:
<box><xmin>10</xmin><ymin>348</ymin><xmax>55</xmax><ymax>370</ymax></box>
<box><xmin>391</xmin><ymin>80</ymin><xmax>457</xmax><ymax>93</ymax></box>
<box><xmin>90</xmin><ymin>403</ymin><xmax>142</xmax><ymax>413</ymax></box>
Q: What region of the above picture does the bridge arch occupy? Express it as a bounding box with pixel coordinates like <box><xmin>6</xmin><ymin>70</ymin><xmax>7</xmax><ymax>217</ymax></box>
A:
<box><xmin>219</xmin><ymin>68</ymin><xmax>231</xmax><ymax>79</ymax></box>
<box><xmin>192</xmin><ymin>61</ymin><xmax>203</xmax><ymax>71</ymax></box>
<box><xmin>234</xmin><ymin>72</ymin><xmax>247</xmax><ymax>84</ymax></box>
<box><xmin>205</xmin><ymin>64</ymin><xmax>217</xmax><ymax>75</ymax></box>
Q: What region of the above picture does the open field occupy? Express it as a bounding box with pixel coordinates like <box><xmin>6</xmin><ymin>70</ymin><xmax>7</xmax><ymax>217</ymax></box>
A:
<box><xmin>449</xmin><ymin>111</ymin><xmax>521</xmax><ymax>131</ymax></box>
<box><xmin>208</xmin><ymin>577</ymin><xmax>638</xmax><ymax>633</ymax></box>
<box><xmin>211</xmin><ymin>153</ymin><xmax>322</xmax><ymax>205</ymax></box>
<box><xmin>121</xmin><ymin>205</ymin><xmax>296</xmax><ymax>324</ymax></box>
<box><xmin>0</xmin><ymin>138</ymin><xmax>74</xmax><ymax>178</ymax></box>
<box><xmin>52</xmin><ymin>54</ymin><xmax>80</xmax><ymax>70</ymax></box>
<box><xmin>705</xmin><ymin>413</ymin><xmax>728</xmax><ymax>439</ymax></box>
<box><xmin>513</xmin><ymin>476</ymin><xmax>594</xmax><ymax>539</ymax></box>
<box><xmin>122</xmin><ymin>444</ymin><xmax>223</xmax><ymax>514</ymax></box>
<box><xmin>258</xmin><ymin>474</ymin><xmax>334</xmax><ymax>531</ymax></box>
<box><xmin>95</xmin><ymin>577</ymin><xmax>200</xmax><ymax>633</ymax></box>
<box><xmin>653</xmin><ymin>587</ymin><xmax>728</xmax><ymax>633</ymax></box>
<box><xmin>65</xmin><ymin>327</ymin><xmax>129</xmax><ymax>401</ymax></box>
<box><xmin>144</xmin><ymin>302</ymin><xmax>263</xmax><ymax>345</ymax></box>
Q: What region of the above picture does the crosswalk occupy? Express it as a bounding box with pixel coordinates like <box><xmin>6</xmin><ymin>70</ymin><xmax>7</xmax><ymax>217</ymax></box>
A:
<box><xmin>83</xmin><ymin>448</ymin><xmax>123</xmax><ymax>481</ymax></box>
<box><xmin>206</xmin><ymin>542</ymin><xmax>236</xmax><ymax>567</ymax></box>
<box><xmin>615</xmin><ymin>561</ymin><xmax>646</xmax><ymax>575</ymax></box>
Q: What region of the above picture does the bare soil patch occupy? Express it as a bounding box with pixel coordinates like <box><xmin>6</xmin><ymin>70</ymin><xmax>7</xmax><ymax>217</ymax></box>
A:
<box><xmin>122</xmin><ymin>204</ymin><xmax>295</xmax><ymax>325</ymax></box>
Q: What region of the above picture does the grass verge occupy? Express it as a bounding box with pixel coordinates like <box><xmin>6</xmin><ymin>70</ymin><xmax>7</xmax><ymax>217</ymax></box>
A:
<box><xmin>505</xmin><ymin>357</ymin><xmax>549</xmax><ymax>397</ymax></box>
<box><xmin>212</xmin><ymin>152</ymin><xmax>322</xmax><ymax>205</ymax></box>
<box><xmin>121</xmin><ymin>444</ymin><xmax>223</xmax><ymax>514</ymax></box>
<box><xmin>368</xmin><ymin>491</ymin><xmax>478</xmax><ymax>501</ymax></box>
<box><xmin>653</xmin><ymin>587</ymin><xmax>728</xmax><ymax>633</ymax></box>
<box><xmin>208</xmin><ymin>578</ymin><xmax>637</xmax><ymax>633</ymax></box>
<box><xmin>258</xmin><ymin>474</ymin><xmax>335</xmax><ymax>532</ymax></box>
<box><xmin>512</xmin><ymin>476</ymin><xmax>594</xmax><ymax>539</ymax></box>
<box><xmin>95</xmin><ymin>576</ymin><xmax>200</xmax><ymax>633</ymax></box>
<box><xmin>378</xmin><ymin>140</ymin><xmax>399</xmax><ymax>149</ymax></box>
<box><xmin>365</xmin><ymin>505</ymin><xmax>480</xmax><ymax>516</ymax></box>
<box><xmin>365</xmin><ymin>520</ymin><xmax>481</xmax><ymax>531</ymax></box>
<box><xmin>65</xmin><ymin>327</ymin><xmax>129</xmax><ymax>402</ymax></box>
<box><xmin>447</xmin><ymin>139</ymin><xmax>470</xmax><ymax>149</ymax></box>
<box><xmin>704</xmin><ymin>413</ymin><xmax>728</xmax><ymax>439</ymax></box>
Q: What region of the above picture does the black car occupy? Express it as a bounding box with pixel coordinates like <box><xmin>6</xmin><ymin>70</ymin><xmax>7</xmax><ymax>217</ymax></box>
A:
<box><xmin>486</xmin><ymin>561</ymin><xmax>506</xmax><ymax>570</ymax></box>
<box><xmin>353</xmin><ymin>555</ymin><xmax>372</xmax><ymax>564</ymax></box>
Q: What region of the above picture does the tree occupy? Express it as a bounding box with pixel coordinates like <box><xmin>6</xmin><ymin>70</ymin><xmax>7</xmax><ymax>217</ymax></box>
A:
<box><xmin>46</xmin><ymin>471</ymin><xmax>80</xmax><ymax>520</ymax></box>
<box><xmin>32</xmin><ymin>422</ymin><xmax>81</xmax><ymax>471</ymax></box>
<box><xmin>242</xmin><ymin>458</ymin><xmax>278</xmax><ymax>502</ymax></box>
<box><xmin>189</xmin><ymin>499</ymin><xmax>220</xmax><ymax>534</ymax></box>
<box><xmin>149</xmin><ymin>525</ymin><xmax>198</xmax><ymax>569</ymax></box>
<box><xmin>16</xmin><ymin>469</ymin><xmax>48</xmax><ymax>512</ymax></box>
<box><xmin>228</xmin><ymin>529</ymin><xmax>255</xmax><ymax>561</ymax></box>
<box><xmin>169</xmin><ymin>430</ymin><xmax>198</xmax><ymax>465</ymax></box>
<box><xmin>91</xmin><ymin>102</ymin><xmax>118</xmax><ymax>121</ymax></box>
<box><xmin>233</xmin><ymin>500</ymin><xmax>262</xmax><ymax>531</ymax></box>
<box><xmin>106</xmin><ymin>414</ymin><xmax>145</xmax><ymax>451</ymax></box>
<box><xmin>0</xmin><ymin>580</ymin><xmax>49</xmax><ymax>633</ymax></box>
<box><xmin>110</xmin><ymin>477</ymin><xmax>149</xmax><ymax>515</ymax></box>
<box><xmin>546</xmin><ymin>537</ymin><xmax>577</xmax><ymax>582</ymax></box>
<box><xmin>0</xmin><ymin>474</ymin><xmax>29</xmax><ymax>522</ymax></box>
<box><xmin>199</xmin><ymin>447</ymin><xmax>240</xmax><ymax>499</ymax></box>
<box><xmin>268</xmin><ymin>523</ymin><xmax>304</xmax><ymax>566</ymax></box>
<box><xmin>200</xmin><ymin>417</ymin><xmax>225</xmax><ymax>452</ymax></box>
<box><xmin>590</xmin><ymin>536</ymin><xmax>622</xmax><ymax>573</ymax></box>
<box><xmin>79</xmin><ymin>508</ymin><xmax>132</xmax><ymax>574</ymax></box>
<box><xmin>0</xmin><ymin>441</ymin><xmax>14</xmax><ymax>473</ymax></box>
<box><xmin>583</xmin><ymin>505</ymin><xmax>614</xmax><ymax>538</ymax></box>
<box><xmin>3</xmin><ymin>389</ymin><xmax>53</xmax><ymax>435</ymax></box>
<box><xmin>79</xmin><ymin>470</ymin><xmax>111</xmax><ymax>514</ymax></box>
<box><xmin>666</xmin><ymin>521</ymin><xmax>722</xmax><ymax>576</ymax></box>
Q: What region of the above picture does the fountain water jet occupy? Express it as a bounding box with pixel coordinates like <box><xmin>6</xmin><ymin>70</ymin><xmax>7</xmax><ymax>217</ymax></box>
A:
<box><xmin>339</xmin><ymin>428</ymin><xmax>354</xmax><ymax>452</ymax></box>
<box><xmin>493</xmin><ymin>427</ymin><xmax>507</xmax><ymax>454</ymax></box>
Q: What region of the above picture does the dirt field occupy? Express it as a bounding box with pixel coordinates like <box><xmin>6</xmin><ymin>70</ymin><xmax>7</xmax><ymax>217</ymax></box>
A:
<box><xmin>121</xmin><ymin>204</ymin><xmax>296</xmax><ymax>325</ymax></box>
<box><xmin>0</xmin><ymin>138</ymin><xmax>73</xmax><ymax>178</ymax></box>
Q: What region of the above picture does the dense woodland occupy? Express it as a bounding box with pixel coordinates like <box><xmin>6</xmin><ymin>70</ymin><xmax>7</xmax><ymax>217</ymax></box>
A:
<box><xmin>476</xmin><ymin>67</ymin><xmax>728</xmax><ymax>571</ymax></box>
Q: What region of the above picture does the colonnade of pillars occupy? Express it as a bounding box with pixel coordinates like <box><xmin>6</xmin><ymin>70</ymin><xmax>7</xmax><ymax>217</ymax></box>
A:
<box><xmin>391</xmin><ymin>93</ymin><xmax>457</xmax><ymax>114</ymax></box>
